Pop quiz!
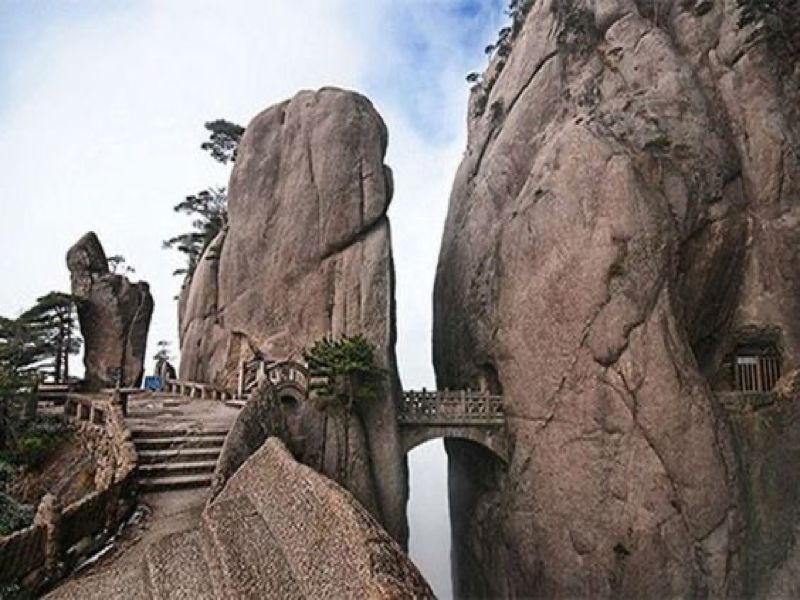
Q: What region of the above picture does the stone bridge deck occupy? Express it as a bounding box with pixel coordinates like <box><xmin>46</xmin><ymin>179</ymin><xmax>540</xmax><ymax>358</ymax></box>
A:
<box><xmin>397</xmin><ymin>390</ymin><xmax>508</xmax><ymax>461</ymax></box>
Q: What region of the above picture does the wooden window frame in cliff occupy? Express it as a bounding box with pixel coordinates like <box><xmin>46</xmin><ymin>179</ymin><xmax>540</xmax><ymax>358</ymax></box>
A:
<box><xmin>734</xmin><ymin>345</ymin><xmax>781</xmax><ymax>393</ymax></box>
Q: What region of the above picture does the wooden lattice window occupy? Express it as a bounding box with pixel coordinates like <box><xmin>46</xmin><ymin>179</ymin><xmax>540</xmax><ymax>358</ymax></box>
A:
<box><xmin>734</xmin><ymin>345</ymin><xmax>781</xmax><ymax>392</ymax></box>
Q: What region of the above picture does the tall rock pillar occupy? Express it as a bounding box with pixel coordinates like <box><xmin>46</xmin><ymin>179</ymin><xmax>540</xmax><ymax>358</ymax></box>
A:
<box><xmin>67</xmin><ymin>232</ymin><xmax>153</xmax><ymax>390</ymax></box>
<box><xmin>178</xmin><ymin>88</ymin><xmax>408</xmax><ymax>545</ymax></box>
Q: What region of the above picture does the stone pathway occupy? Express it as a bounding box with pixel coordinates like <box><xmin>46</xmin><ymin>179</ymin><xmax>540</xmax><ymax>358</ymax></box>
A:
<box><xmin>46</xmin><ymin>394</ymin><xmax>239</xmax><ymax>598</ymax></box>
<box><xmin>47</xmin><ymin>439</ymin><xmax>434</xmax><ymax>599</ymax></box>
<box><xmin>126</xmin><ymin>394</ymin><xmax>238</xmax><ymax>492</ymax></box>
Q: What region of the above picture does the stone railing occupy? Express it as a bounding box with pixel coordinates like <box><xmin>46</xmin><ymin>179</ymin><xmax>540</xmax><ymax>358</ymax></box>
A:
<box><xmin>398</xmin><ymin>389</ymin><xmax>505</xmax><ymax>425</ymax></box>
<box><xmin>266</xmin><ymin>360</ymin><xmax>309</xmax><ymax>392</ymax></box>
<box><xmin>163</xmin><ymin>378</ymin><xmax>235</xmax><ymax>401</ymax></box>
<box><xmin>0</xmin><ymin>392</ymin><xmax>138</xmax><ymax>594</ymax></box>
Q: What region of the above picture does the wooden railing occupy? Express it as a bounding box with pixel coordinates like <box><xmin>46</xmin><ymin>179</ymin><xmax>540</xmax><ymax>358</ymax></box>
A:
<box><xmin>398</xmin><ymin>389</ymin><xmax>505</xmax><ymax>425</ymax></box>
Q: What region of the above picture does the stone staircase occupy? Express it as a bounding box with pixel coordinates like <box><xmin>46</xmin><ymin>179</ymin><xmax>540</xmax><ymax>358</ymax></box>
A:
<box><xmin>132</xmin><ymin>427</ymin><xmax>228</xmax><ymax>492</ymax></box>
<box><xmin>47</xmin><ymin>439</ymin><xmax>433</xmax><ymax>599</ymax></box>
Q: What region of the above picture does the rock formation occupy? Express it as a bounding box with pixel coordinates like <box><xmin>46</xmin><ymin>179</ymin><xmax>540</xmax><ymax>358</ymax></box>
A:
<box><xmin>48</xmin><ymin>439</ymin><xmax>434</xmax><ymax>599</ymax></box>
<box><xmin>209</xmin><ymin>380</ymin><xmax>290</xmax><ymax>499</ymax></box>
<box><xmin>178</xmin><ymin>88</ymin><xmax>408</xmax><ymax>544</ymax></box>
<box><xmin>67</xmin><ymin>232</ymin><xmax>153</xmax><ymax>390</ymax></box>
<box><xmin>434</xmin><ymin>1</ymin><xmax>799</xmax><ymax>597</ymax></box>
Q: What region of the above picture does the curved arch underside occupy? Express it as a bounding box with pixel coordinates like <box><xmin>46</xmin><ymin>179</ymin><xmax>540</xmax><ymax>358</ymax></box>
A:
<box><xmin>400</xmin><ymin>425</ymin><xmax>508</xmax><ymax>463</ymax></box>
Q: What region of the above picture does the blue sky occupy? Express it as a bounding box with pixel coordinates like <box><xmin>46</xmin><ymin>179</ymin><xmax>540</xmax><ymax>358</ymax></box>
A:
<box><xmin>359</xmin><ymin>0</ymin><xmax>505</xmax><ymax>140</ymax></box>
<box><xmin>0</xmin><ymin>2</ymin><xmax>507</xmax><ymax>597</ymax></box>
<box><xmin>0</xmin><ymin>0</ymin><xmax>505</xmax><ymax>134</ymax></box>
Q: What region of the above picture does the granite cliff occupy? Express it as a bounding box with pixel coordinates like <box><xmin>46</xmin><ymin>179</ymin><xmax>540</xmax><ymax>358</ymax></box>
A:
<box><xmin>434</xmin><ymin>0</ymin><xmax>800</xmax><ymax>597</ymax></box>
<box><xmin>177</xmin><ymin>88</ymin><xmax>408</xmax><ymax>545</ymax></box>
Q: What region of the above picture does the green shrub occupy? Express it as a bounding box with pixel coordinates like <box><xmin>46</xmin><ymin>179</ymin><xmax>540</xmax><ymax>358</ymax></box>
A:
<box><xmin>304</xmin><ymin>335</ymin><xmax>386</xmax><ymax>410</ymax></box>
<box><xmin>8</xmin><ymin>416</ymin><xmax>70</xmax><ymax>469</ymax></box>
<box><xmin>0</xmin><ymin>458</ymin><xmax>15</xmax><ymax>485</ymax></box>
<box><xmin>0</xmin><ymin>492</ymin><xmax>34</xmax><ymax>536</ymax></box>
<box><xmin>16</xmin><ymin>437</ymin><xmax>50</xmax><ymax>469</ymax></box>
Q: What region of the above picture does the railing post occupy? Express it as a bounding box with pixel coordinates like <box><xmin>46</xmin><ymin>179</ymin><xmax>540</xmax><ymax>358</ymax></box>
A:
<box><xmin>111</xmin><ymin>389</ymin><xmax>128</xmax><ymax>417</ymax></box>
<box><xmin>34</xmin><ymin>493</ymin><xmax>63</xmax><ymax>577</ymax></box>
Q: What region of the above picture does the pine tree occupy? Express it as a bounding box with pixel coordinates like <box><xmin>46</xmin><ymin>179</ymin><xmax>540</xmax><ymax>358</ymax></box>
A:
<box><xmin>164</xmin><ymin>119</ymin><xmax>244</xmax><ymax>278</ymax></box>
<box><xmin>0</xmin><ymin>293</ymin><xmax>82</xmax><ymax>386</ymax></box>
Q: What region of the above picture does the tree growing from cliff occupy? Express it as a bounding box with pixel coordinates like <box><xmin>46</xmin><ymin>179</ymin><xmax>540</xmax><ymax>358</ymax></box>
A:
<box><xmin>107</xmin><ymin>254</ymin><xmax>135</xmax><ymax>275</ymax></box>
<box><xmin>163</xmin><ymin>187</ymin><xmax>228</xmax><ymax>276</ymax></box>
<box><xmin>201</xmin><ymin>119</ymin><xmax>245</xmax><ymax>164</ymax></box>
<box><xmin>304</xmin><ymin>335</ymin><xmax>385</xmax><ymax>482</ymax></box>
<box><xmin>164</xmin><ymin>119</ymin><xmax>244</xmax><ymax>278</ymax></box>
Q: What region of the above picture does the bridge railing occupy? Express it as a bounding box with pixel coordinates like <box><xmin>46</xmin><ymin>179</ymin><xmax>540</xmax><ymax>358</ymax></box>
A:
<box><xmin>398</xmin><ymin>389</ymin><xmax>505</xmax><ymax>425</ymax></box>
<box><xmin>238</xmin><ymin>359</ymin><xmax>310</xmax><ymax>399</ymax></box>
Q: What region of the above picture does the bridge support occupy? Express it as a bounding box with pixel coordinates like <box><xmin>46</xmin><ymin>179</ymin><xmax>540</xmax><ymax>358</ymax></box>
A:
<box><xmin>397</xmin><ymin>389</ymin><xmax>509</xmax><ymax>462</ymax></box>
<box><xmin>399</xmin><ymin>425</ymin><xmax>509</xmax><ymax>463</ymax></box>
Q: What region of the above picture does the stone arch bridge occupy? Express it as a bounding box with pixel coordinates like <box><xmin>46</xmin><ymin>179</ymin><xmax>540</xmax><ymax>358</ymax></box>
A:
<box><xmin>396</xmin><ymin>389</ymin><xmax>508</xmax><ymax>462</ymax></box>
<box><xmin>261</xmin><ymin>361</ymin><xmax>510</xmax><ymax>462</ymax></box>
<box><xmin>173</xmin><ymin>359</ymin><xmax>509</xmax><ymax>462</ymax></box>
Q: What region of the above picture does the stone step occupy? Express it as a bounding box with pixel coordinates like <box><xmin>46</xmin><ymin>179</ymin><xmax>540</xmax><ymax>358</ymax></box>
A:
<box><xmin>138</xmin><ymin>473</ymin><xmax>214</xmax><ymax>492</ymax></box>
<box><xmin>224</xmin><ymin>399</ymin><xmax>247</xmax><ymax>409</ymax></box>
<box><xmin>138</xmin><ymin>448</ymin><xmax>222</xmax><ymax>464</ymax></box>
<box><xmin>131</xmin><ymin>428</ymin><xmax>229</xmax><ymax>439</ymax></box>
<box><xmin>138</xmin><ymin>460</ymin><xmax>218</xmax><ymax>479</ymax></box>
<box><xmin>134</xmin><ymin>435</ymin><xmax>227</xmax><ymax>451</ymax></box>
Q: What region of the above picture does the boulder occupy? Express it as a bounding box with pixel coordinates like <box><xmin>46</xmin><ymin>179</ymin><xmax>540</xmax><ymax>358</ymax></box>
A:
<box><xmin>206</xmin><ymin>438</ymin><xmax>433</xmax><ymax>598</ymax></box>
<box><xmin>67</xmin><ymin>232</ymin><xmax>153</xmax><ymax>390</ymax></box>
<box><xmin>209</xmin><ymin>380</ymin><xmax>290</xmax><ymax>498</ymax></box>
<box><xmin>178</xmin><ymin>88</ymin><xmax>407</xmax><ymax>544</ymax></box>
<box><xmin>434</xmin><ymin>1</ymin><xmax>800</xmax><ymax>597</ymax></box>
<box><xmin>46</xmin><ymin>439</ymin><xmax>434</xmax><ymax>599</ymax></box>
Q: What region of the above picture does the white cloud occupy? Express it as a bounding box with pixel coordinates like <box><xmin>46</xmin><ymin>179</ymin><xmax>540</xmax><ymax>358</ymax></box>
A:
<box><xmin>0</xmin><ymin>2</ymin><xmax>505</xmax><ymax>597</ymax></box>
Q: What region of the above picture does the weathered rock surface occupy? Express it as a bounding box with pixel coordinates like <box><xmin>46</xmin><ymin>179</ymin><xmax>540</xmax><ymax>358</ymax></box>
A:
<box><xmin>209</xmin><ymin>380</ymin><xmax>289</xmax><ymax>499</ymax></box>
<box><xmin>178</xmin><ymin>88</ymin><xmax>407</xmax><ymax>544</ymax></box>
<box><xmin>67</xmin><ymin>232</ymin><xmax>153</xmax><ymax>390</ymax></box>
<box><xmin>723</xmin><ymin>395</ymin><xmax>800</xmax><ymax>598</ymax></box>
<box><xmin>434</xmin><ymin>1</ymin><xmax>799</xmax><ymax>597</ymax></box>
<box><xmin>48</xmin><ymin>439</ymin><xmax>434</xmax><ymax>599</ymax></box>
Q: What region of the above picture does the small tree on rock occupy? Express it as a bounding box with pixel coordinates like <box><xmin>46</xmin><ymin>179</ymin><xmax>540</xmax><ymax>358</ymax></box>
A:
<box><xmin>303</xmin><ymin>335</ymin><xmax>385</xmax><ymax>482</ymax></box>
<box><xmin>107</xmin><ymin>254</ymin><xmax>135</xmax><ymax>275</ymax></box>
<box><xmin>165</xmin><ymin>119</ymin><xmax>244</xmax><ymax>280</ymax></box>
<box><xmin>201</xmin><ymin>119</ymin><xmax>245</xmax><ymax>165</ymax></box>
